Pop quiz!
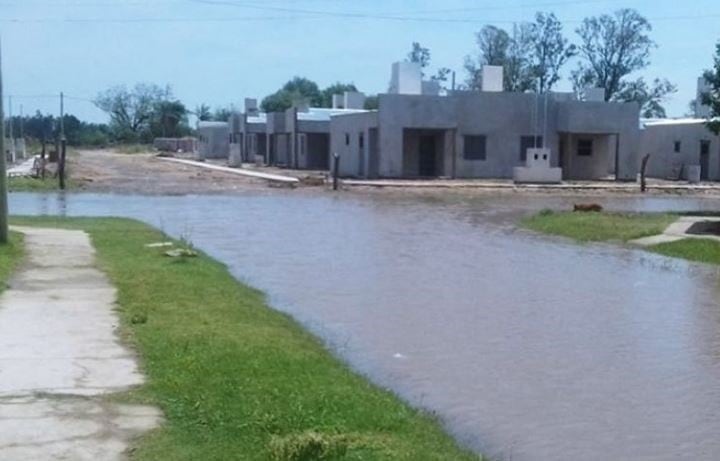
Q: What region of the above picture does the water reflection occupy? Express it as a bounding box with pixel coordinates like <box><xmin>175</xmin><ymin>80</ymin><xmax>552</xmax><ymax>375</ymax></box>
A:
<box><xmin>9</xmin><ymin>191</ymin><xmax>720</xmax><ymax>460</ymax></box>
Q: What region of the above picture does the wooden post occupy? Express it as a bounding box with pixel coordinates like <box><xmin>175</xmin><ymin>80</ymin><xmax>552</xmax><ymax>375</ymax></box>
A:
<box><xmin>59</xmin><ymin>138</ymin><xmax>66</xmax><ymax>190</ymax></box>
<box><xmin>0</xmin><ymin>40</ymin><xmax>8</xmax><ymax>244</ymax></box>
<box><xmin>332</xmin><ymin>152</ymin><xmax>340</xmax><ymax>191</ymax></box>
<box><xmin>640</xmin><ymin>153</ymin><xmax>650</xmax><ymax>193</ymax></box>
<box><xmin>40</xmin><ymin>134</ymin><xmax>46</xmax><ymax>179</ymax></box>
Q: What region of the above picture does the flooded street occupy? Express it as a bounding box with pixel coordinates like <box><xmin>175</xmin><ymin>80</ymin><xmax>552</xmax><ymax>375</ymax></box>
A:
<box><xmin>9</xmin><ymin>191</ymin><xmax>720</xmax><ymax>460</ymax></box>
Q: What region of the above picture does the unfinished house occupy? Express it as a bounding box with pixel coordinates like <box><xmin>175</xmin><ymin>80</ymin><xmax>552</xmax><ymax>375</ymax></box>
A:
<box><xmin>331</xmin><ymin>65</ymin><xmax>640</xmax><ymax>180</ymax></box>
<box><xmin>640</xmin><ymin>78</ymin><xmax>720</xmax><ymax>181</ymax></box>
<box><xmin>229</xmin><ymin>99</ymin><xmax>267</xmax><ymax>167</ymax></box>
<box><xmin>266</xmin><ymin>92</ymin><xmax>367</xmax><ymax>170</ymax></box>
<box><xmin>197</xmin><ymin>121</ymin><xmax>230</xmax><ymax>160</ymax></box>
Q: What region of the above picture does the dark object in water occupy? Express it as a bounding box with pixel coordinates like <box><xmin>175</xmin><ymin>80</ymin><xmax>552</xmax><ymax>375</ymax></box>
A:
<box><xmin>573</xmin><ymin>204</ymin><xmax>603</xmax><ymax>213</ymax></box>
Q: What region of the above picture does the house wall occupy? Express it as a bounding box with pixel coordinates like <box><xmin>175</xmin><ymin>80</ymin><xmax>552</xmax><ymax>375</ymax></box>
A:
<box><xmin>197</xmin><ymin>123</ymin><xmax>230</xmax><ymax>159</ymax></box>
<box><xmin>641</xmin><ymin>123</ymin><xmax>720</xmax><ymax>181</ymax></box>
<box><xmin>330</xmin><ymin>112</ymin><xmax>379</xmax><ymax>177</ymax></box>
<box><xmin>561</xmin><ymin>133</ymin><xmax>616</xmax><ymax>180</ymax></box>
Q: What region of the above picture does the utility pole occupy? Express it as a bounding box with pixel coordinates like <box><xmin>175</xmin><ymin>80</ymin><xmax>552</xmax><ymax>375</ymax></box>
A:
<box><xmin>0</xmin><ymin>39</ymin><xmax>9</xmax><ymax>244</ymax></box>
<box><xmin>7</xmin><ymin>94</ymin><xmax>13</xmax><ymax>163</ymax></box>
<box><xmin>58</xmin><ymin>91</ymin><xmax>66</xmax><ymax>190</ymax></box>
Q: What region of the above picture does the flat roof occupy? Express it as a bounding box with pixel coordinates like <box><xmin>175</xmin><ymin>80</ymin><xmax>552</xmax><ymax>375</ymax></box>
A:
<box><xmin>641</xmin><ymin>118</ymin><xmax>710</xmax><ymax>127</ymax></box>
<box><xmin>297</xmin><ymin>108</ymin><xmax>369</xmax><ymax>122</ymax></box>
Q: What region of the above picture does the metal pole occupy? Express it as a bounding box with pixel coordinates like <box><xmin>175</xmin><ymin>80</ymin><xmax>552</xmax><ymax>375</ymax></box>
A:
<box><xmin>332</xmin><ymin>152</ymin><xmax>339</xmax><ymax>191</ymax></box>
<box><xmin>59</xmin><ymin>92</ymin><xmax>66</xmax><ymax>189</ymax></box>
<box><xmin>0</xmin><ymin>39</ymin><xmax>8</xmax><ymax>244</ymax></box>
<box><xmin>7</xmin><ymin>94</ymin><xmax>13</xmax><ymax>163</ymax></box>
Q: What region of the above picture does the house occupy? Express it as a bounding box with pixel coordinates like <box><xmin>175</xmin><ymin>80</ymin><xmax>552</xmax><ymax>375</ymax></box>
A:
<box><xmin>228</xmin><ymin>99</ymin><xmax>267</xmax><ymax>167</ymax></box>
<box><xmin>641</xmin><ymin>119</ymin><xmax>719</xmax><ymax>181</ymax></box>
<box><xmin>264</xmin><ymin>93</ymin><xmax>367</xmax><ymax>170</ymax></box>
<box><xmin>197</xmin><ymin>121</ymin><xmax>230</xmax><ymax>160</ymax></box>
<box><xmin>330</xmin><ymin>65</ymin><xmax>640</xmax><ymax>180</ymax></box>
<box><xmin>639</xmin><ymin>78</ymin><xmax>719</xmax><ymax>181</ymax></box>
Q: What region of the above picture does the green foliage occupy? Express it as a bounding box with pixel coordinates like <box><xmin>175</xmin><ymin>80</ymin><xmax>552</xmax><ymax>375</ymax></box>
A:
<box><xmin>650</xmin><ymin>238</ymin><xmax>720</xmax><ymax>265</ymax></box>
<box><xmin>407</xmin><ymin>42</ymin><xmax>431</xmax><ymax>68</ymax></box>
<box><xmin>94</xmin><ymin>83</ymin><xmax>189</xmax><ymax>143</ymax></box>
<box><xmin>8</xmin><ymin>217</ymin><xmax>481</xmax><ymax>461</ymax></box>
<box><xmin>321</xmin><ymin>82</ymin><xmax>358</xmax><ymax>107</ymax></box>
<box><xmin>194</xmin><ymin>104</ymin><xmax>212</xmax><ymax>122</ymax></box>
<box><xmin>7</xmin><ymin>176</ymin><xmax>78</xmax><ymax>192</ymax></box>
<box><xmin>262</xmin><ymin>78</ymin><xmax>364</xmax><ymax>112</ymax></box>
<box><xmin>364</xmin><ymin>96</ymin><xmax>379</xmax><ymax>110</ymax></box>
<box><xmin>702</xmin><ymin>41</ymin><xmax>720</xmax><ymax>135</ymax></box>
<box><xmin>522</xmin><ymin>211</ymin><xmax>676</xmax><ymax>242</ymax></box>
<box><xmin>0</xmin><ymin>232</ymin><xmax>23</xmax><ymax>294</ymax></box>
<box><xmin>8</xmin><ymin>112</ymin><xmax>109</xmax><ymax>147</ymax></box>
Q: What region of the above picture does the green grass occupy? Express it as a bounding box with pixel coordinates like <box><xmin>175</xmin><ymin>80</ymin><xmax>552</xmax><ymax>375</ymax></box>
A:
<box><xmin>521</xmin><ymin>210</ymin><xmax>677</xmax><ymax>243</ymax></box>
<box><xmin>0</xmin><ymin>232</ymin><xmax>24</xmax><ymax>293</ymax></box>
<box><xmin>649</xmin><ymin>238</ymin><xmax>720</xmax><ymax>265</ymax></box>
<box><xmin>10</xmin><ymin>216</ymin><xmax>480</xmax><ymax>461</ymax></box>
<box><xmin>8</xmin><ymin>176</ymin><xmax>78</xmax><ymax>192</ymax></box>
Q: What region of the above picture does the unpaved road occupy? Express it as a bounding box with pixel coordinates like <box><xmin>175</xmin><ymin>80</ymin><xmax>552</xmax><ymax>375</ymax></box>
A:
<box><xmin>70</xmin><ymin>149</ymin><xmax>270</xmax><ymax>194</ymax></box>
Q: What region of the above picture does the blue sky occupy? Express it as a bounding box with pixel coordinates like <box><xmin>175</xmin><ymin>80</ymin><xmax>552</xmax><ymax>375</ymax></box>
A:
<box><xmin>1</xmin><ymin>0</ymin><xmax>719</xmax><ymax>122</ymax></box>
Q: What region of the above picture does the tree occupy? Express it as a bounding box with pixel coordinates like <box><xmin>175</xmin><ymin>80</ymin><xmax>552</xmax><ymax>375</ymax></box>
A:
<box><xmin>407</xmin><ymin>42</ymin><xmax>431</xmax><ymax>69</ymax></box>
<box><xmin>702</xmin><ymin>41</ymin><xmax>720</xmax><ymax>134</ymax></box>
<box><xmin>321</xmin><ymin>82</ymin><xmax>358</xmax><ymax>107</ymax></box>
<box><xmin>464</xmin><ymin>24</ymin><xmax>535</xmax><ymax>92</ymax></box>
<box><xmin>152</xmin><ymin>100</ymin><xmax>189</xmax><ymax>137</ymax></box>
<box><xmin>364</xmin><ymin>96</ymin><xmax>379</xmax><ymax>110</ymax></box>
<box><xmin>94</xmin><ymin>83</ymin><xmax>166</xmax><ymax>142</ymax></box>
<box><xmin>615</xmin><ymin>78</ymin><xmax>677</xmax><ymax>118</ymax></box>
<box><xmin>195</xmin><ymin>104</ymin><xmax>212</xmax><ymax>121</ymax></box>
<box><xmin>573</xmin><ymin>9</ymin><xmax>676</xmax><ymax>116</ymax></box>
<box><xmin>261</xmin><ymin>77</ymin><xmax>323</xmax><ymax>112</ymax></box>
<box><xmin>528</xmin><ymin>12</ymin><xmax>576</xmax><ymax>93</ymax></box>
<box><xmin>212</xmin><ymin>106</ymin><xmax>234</xmax><ymax>122</ymax></box>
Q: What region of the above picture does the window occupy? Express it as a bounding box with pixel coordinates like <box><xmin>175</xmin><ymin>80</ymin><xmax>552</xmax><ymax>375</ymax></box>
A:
<box><xmin>463</xmin><ymin>135</ymin><xmax>487</xmax><ymax>160</ymax></box>
<box><xmin>520</xmin><ymin>136</ymin><xmax>543</xmax><ymax>162</ymax></box>
<box><xmin>674</xmin><ymin>141</ymin><xmax>682</xmax><ymax>153</ymax></box>
<box><xmin>577</xmin><ymin>139</ymin><xmax>593</xmax><ymax>157</ymax></box>
<box><xmin>345</xmin><ymin>133</ymin><xmax>350</xmax><ymax>146</ymax></box>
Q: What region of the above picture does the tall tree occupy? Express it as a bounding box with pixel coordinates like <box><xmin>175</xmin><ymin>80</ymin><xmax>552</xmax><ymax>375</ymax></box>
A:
<box><xmin>464</xmin><ymin>24</ymin><xmax>535</xmax><ymax>92</ymax></box>
<box><xmin>321</xmin><ymin>82</ymin><xmax>358</xmax><ymax>107</ymax></box>
<box><xmin>407</xmin><ymin>42</ymin><xmax>431</xmax><ymax>69</ymax></box>
<box><xmin>0</xmin><ymin>41</ymin><xmax>7</xmax><ymax>244</ymax></box>
<box><xmin>152</xmin><ymin>100</ymin><xmax>189</xmax><ymax>137</ymax></box>
<box><xmin>572</xmin><ymin>8</ymin><xmax>675</xmax><ymax>116</ymax></box>
<box><xmin>702</xmin><ymin>41</ymin><xmax>720</xmax><ymax>134</ymax></box>
<box><xmin>528</xmin><ymin>12</ymin><xmax>576</xmax><ymax>93</ymax></box>
<box><xmin>94</xmin><ymin>83</ymin><xmax>166</xmax><ymax>141</ymax></box>
<box><xmin>195</xmin><ymin>104</ymin><xmax>212</xmax><ymax>121</ymax></box>
<box><xmin>261</xmin><ymin>77</ymin><xmax>323</xmax><ymax>112</ymax></box>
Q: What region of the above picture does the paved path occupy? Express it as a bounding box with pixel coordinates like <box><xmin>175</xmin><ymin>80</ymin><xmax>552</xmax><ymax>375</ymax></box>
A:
<box><xmin>631</xmin><ymin>216</ymin><xmax>720</xmax><ymax>246</ymax></box>
<box><xmin>159</xmin><ymin>157</ymin><xmax>300</xmax><ymax>184</ymax></box>
<box><xmin>0</xmin><ymin>227</ymin><xmax>161</xmax><ymax>460</ymax></box>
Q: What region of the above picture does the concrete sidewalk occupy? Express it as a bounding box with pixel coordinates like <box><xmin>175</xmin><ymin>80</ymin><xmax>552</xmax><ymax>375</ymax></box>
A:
<box><xmin>0</xmin><ymin>227</ymin><xmax>160</xmax><ymax>460</ymax></box>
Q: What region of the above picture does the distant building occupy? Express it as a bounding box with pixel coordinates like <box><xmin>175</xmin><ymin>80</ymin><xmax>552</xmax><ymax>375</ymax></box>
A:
<box><xmin>197</xmin><ymin>121</ymin><xmax>230</xmax><ymax>160</ymax></box>
<box><xmin>330</xmin><ymin>65</ymin><xmax>640</xmax><ymax>180</ymax></box>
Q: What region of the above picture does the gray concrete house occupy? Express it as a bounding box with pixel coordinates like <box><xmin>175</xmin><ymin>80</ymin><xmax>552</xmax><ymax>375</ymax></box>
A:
<box><xmin>639</xmin><ymin>78</ymin><xmax>719</xmax><ymax>182</ymax></box>
<box><xmin>197</xmin><ymin>121</ymin><xmax>230</xmax><ymax>160</ymax></box>
<box><xmin>228</xmin><ymin>99</ymin><xmax>267</xmax><ymax>166</ymax></box>
<box><xmin>330</xmin><ymin>66</ymin><xmax>640</xmax><ymax>180</ymax></box>
<box><xmin>265</xmin><ymin>93</ymin><xmax>367</xmax><ymax>170</ymax></box>
<box><xmin>641</xmin><ymin>119</ymin><xmax>720</xmax><ymax>181</ymax></box>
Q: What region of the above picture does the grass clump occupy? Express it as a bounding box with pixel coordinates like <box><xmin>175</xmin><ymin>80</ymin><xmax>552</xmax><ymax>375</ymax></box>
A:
<box><xmin>9</xmin><ymin>216</ymin><xmax>480</xmax><ymax>461</ymax></box>
<box><xmin>0</xmin><ymin>232</ymin><xmax>24</xmax><ymax>293</ymax></box>
<box><xmin>521</xmin><ymin>211</ymin><xmax>676</xmax><ymax>242</ymax></box>
<box><xmin>649</xmin><ymin>238</ymin><xmax>720</xmax><ymax>265</ymax></box>
<box><xmin>8</xmin><ymin>176</ymin><xmax>78</xmax><ymax>192</ymax></box>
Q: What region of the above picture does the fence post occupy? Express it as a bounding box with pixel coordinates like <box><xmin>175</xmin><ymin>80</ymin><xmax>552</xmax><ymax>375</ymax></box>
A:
<box><xmin>332</xmin><ymin>152</ymin><xmax>340</xmax><ymax>191</ymax></box>
<box><xmin>59</xmin><ymin>138</ymin><xmax>66</xmax><ymax>190</ymax></box>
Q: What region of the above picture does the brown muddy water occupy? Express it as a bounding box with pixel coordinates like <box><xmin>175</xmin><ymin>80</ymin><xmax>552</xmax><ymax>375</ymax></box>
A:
<box><xmin>9</xmin><ymin>191</ymin><xmax>720</xmax><ymax>460</ymax></box>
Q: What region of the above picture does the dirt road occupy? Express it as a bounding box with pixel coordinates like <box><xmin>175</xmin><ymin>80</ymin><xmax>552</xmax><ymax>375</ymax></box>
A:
<box><xmin>70</xmin><ymin>149</ymin><xmax>270</xmax><ymax>194</ymax></box>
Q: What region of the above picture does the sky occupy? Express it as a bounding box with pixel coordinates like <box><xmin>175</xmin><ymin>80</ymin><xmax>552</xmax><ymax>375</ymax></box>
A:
<box><xmin>0</xmin><ymin>0</ymin><xmax>719</xmax><ymax>123</ymax></box>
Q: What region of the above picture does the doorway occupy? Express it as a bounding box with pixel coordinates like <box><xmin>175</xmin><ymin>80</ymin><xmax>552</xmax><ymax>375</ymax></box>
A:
<box><xmin>418</xmin><ymin>135</ymin><xmax>437</xmax><ymax>177</ymax></box>
<box><xmin>700</xmin><ymin>140</ymin><xmax>710</xmax><ymax>181</ymax></box>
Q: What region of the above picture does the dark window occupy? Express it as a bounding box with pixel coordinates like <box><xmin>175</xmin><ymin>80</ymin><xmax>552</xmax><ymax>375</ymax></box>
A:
<box><xmin>701</xmin><ymin>140</ymin><xmax>711</xmax><ymax>155</ymax></box>
<box><xmin>577</xmin><ymin>139</ymin><xmax>593</xmax><ymax>156</ymax></box>
<box><xmin>520</xmin><ymin>136</ymin><xmax>543</xmax><ymax>162</ymax></box>
<box><xmin>359</xmin><ymin>133</ymin><xmax>364</xmax><ymax>149</ymax></box>
<box><xmin>463</xmin><ymin>135</ymin><xmax>487</xmax><ymax>160</ymax></box>
<box><xmin>345</xmin><ymin>133</ymin><xmax>350</xmax><ymax>145</ymax></box>
<box><xmin>674</xmin><ymin>141</ymin><xmax>681</xmax><ymax>153</ymax></box>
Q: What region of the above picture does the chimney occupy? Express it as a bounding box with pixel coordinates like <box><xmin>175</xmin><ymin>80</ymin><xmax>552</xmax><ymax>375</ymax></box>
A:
<box><xmin>482</xmin><ymin>65</ymin><xmax>503</xmax><ymax>92</ymax></box>
<box><xmin>343</xmin><ymin>91</ymin><xmax>366</xmax><ymax>109</ymax></box>
<box><xmin>390</xmin><ymin>61</ymin><xmax>422</xmax><ymax>95</ymax></box>
<box><xmin>244</xmin><ymin>98</ymin><xmax>259</xmax><ymax>116</ymax></box>
<box><xmin>332</xmin><ymin>94</ymin><xmax>344</xmax><ymax>109</ymax></box>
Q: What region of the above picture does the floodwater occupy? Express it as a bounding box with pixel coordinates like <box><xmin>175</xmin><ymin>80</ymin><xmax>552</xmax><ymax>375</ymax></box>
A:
<box><xmin>9</xmin><ymin>191</ymin><xmax>720</xmax><ymax>460</ymax></box>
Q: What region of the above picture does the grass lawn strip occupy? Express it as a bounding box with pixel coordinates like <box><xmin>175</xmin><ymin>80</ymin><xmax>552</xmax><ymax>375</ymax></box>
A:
<box><xmin>522</xmin><ymin>210</ymin><xmax>720</xmax><ymax>266</ymax></box>
<box><xmin>0</xmin><ymin>231</ymin><xmax>24</xmax><ymax>293</ymax></box>
<box><xmin>10</xmin><ymin>216</ymin><xmax>480</xmax><ymax>461</ymax></box>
